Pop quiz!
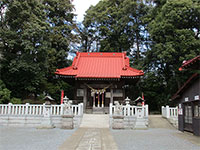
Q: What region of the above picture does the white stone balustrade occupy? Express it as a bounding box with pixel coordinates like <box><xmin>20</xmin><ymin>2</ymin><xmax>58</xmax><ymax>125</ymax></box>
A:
<box><xmin>161</xmin><ymin>105</ymin><xmax>178</xmax><ymax>119</ymax></box>
<box><xmin>109</xmin><ymin>103</ymin><xmax>149</xmax><ymax>118</ymax></box>
<box><xmin>0</xmin><ymin>103</ymin><xmax>84</xmax><ymax>116</ymax></box>
<box><xmin>109</xmin><ymin>102</ymin><xmax>149</xmax><ymax>129</ymax></box>
<box><xmin>161</xmin><ymin>105</ymin><xmax>178</xmax><ymax>128</ymax></box>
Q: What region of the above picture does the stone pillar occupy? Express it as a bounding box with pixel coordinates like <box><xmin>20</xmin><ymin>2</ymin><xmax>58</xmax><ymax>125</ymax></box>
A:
<box><xmin>166</xmin><ymin>105</ymin><xmax>170</xmax><ymax>118</ymax></box>
<box><xmin>110</xmin><ymin>89</ymin><xmax>113</xmax><ymax>104</ymax></box>
<box><xmin>61</xmin><ymin>115</ymin><xmax>74</xmax><ymax>129</ymax></box>
<box><xmin>38</xmin><ymin>104</ymin><xmax>54</xmax><ymax>129</ymax></box>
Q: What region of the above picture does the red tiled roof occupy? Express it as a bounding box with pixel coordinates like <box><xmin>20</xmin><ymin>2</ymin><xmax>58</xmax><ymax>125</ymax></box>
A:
<box><xmin>179</xmin><ymin>55</ymin><xmax>200</xmax><ymax>71</ymax></box>
<box><xmin>55</xmin><ymin>52</ymin><xmax>144</xmax><ymax>78</ymax></box>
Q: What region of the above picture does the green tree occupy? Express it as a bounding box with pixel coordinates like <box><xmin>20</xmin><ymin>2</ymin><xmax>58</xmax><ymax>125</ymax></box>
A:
<box><xmin>143</xmin><ymin>0</ymin><xmax>200</xmax><ymax>108</ymax></box>
<box><xmin>0</xmin><ymin>0</ymin><xmax>75</xmax><ymax>101</ymax></box>
<box><xmin>82</xmin><ymin>0</ymin><xmax>151</xmax><ymax>61</ymax></box>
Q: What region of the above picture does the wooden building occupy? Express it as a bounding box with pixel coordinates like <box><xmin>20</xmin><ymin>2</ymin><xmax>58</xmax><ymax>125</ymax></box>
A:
<box><xmin>55</xmin><ymin>52</ymin><xmax>144</xmax><ymax>113</ymax></box>
<box><xmin>171</xmin><ymin>56</ymin><xmax>200</xmax><ymax>136</ymax></box>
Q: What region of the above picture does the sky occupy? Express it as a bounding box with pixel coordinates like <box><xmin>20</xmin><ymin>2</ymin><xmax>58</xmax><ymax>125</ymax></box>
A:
<box><xmin>72</xmin><ymin>0</ymin><xmax>101</xmax><ymax>22</ymax></box>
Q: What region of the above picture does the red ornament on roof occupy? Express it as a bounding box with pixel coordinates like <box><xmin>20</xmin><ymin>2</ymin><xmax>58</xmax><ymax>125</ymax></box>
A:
<box><xmin>55</xmin><ymin>52</ymin><xmax>144</xmax><ymax>79</ymax></box>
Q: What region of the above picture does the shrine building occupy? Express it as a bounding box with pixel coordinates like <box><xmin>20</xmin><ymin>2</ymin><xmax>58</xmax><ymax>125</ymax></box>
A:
<box><xmin>55</xmin><ymin>52</ymin><xmax>144</xmax><ymax>113</ymax></box>
<box><xmin>171</xmin><ymin>55</ymin><xmax>200</xmax><ymax>136</ymax></box>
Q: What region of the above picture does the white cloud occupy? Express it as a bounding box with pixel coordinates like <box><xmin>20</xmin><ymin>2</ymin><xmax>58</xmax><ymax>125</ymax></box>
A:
<box><xmin>72</xmin><ymin>0</ymin><xmax>100</xmax><ymax>22</ymax></box>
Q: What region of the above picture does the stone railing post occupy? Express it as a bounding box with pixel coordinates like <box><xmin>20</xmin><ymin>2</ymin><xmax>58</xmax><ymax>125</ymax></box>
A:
<box><xmin>25</xmin><ymin>103</ymin><xmax>29</xmax><ymax>115</ymax></box>
<box><xmin>78</xmin><ymin>103</ymin><xmax>81</xmax><ymax>116</ymax></box>
<box><xmin>127</xmin><ymin>104</ymin><xmax>130</xmax><ymax>116</ymax></box>
<box><xmin>166</xmin><ymin>105</ymin><xmax>170</xmax><ymax>118</ymax></box>
<box><xmin>61</xmin><ymin>104</ymin><xmax>64</xmax><ymax>115</ymax></box>
<box><xmin>142</xmin><ymin>106</ymin><xmax>145</xmax><ymax>118</ymax></box>
<box><xmin>161</xmin><ymin>106</ymin><xmax>164</xmax><ymax>117</ymax></box>
<box><xmin>8</xmin><ymin>103</ymin><xmax>12</xmax><ymax>115</ymax></box>
<box><xmin>145</xmin><ymin>105</ymin><xmax>148</xmax><ymax>117</ymax></box>
<box><xmin>38</xmin><ymin>103</ymin><xmax>54</xmax><ymax>129</ymax></box>
<box><xmin>109</xmin><ymin>103</ymin><xmax>113</xmax><ymax>116</ymax></box>
<box><xmin>42</xmin><ymin>103</ymin><xmax>45</xmax><ymax>115</ymax></box>
<box><xmin>175</xmin><ymin>106</ymin><xmax>178</xmax><ymax>117</ymax></box>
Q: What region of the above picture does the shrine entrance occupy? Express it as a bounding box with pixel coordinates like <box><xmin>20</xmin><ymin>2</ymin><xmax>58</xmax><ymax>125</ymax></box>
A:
<box><xmin>94</xmin><ymin>93</ymin><xmax>105</xmax><ymax>107</ymax></box>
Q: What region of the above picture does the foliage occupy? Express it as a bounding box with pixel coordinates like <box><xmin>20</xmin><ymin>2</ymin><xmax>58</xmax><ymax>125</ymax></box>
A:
<box><xmin>0</xmin><ymin>0</ymin><xmax>199</xmax><ymax>111</ymax></box>
<box><xmin>82</xmin><ymin>0</ymin><xmax>151</xmax><ymax>61</ymax></box>
<box><xmin>0</xmin><ymin>80</ymin><xmax>11</xmax><ymax>104</ymax></box>
<box><xmin>0</xmin><ymin>0</ymin><xmax>75</xmax><ymax>101</ymax></box>
<box><xmin>143</xmin><ymin>0</ymin><xmax>200</xmax><ymax>109</ymax></box>
<box><xmin>10</xmin><ymin>97</ymin><xmax>22</xmax><ymax>104</ymax></box>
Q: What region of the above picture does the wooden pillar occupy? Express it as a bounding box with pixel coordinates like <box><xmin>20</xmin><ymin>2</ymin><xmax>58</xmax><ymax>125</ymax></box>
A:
<box><xmin>102</xmin><ymin>93</ymin><xmax>104</xmax><ymax>107</ymax></box>
<box><xmin>110</xmin><ymin>89</ymin><xmax>113</xmax><ymax>104</ymax></box>
<box><xmin>83</xmin><ymin>88</ymin><xmax>87</xmax><ymax>112</ymax></box>
<box><xmin>93</xmin><ymin>93</ymin><xmax>95</xmax><ymax>108</ymax></box>
<box><xmin>98</xmin><ymin>93</ymin><xmax>100</xmax><ymax>107</ymax></box>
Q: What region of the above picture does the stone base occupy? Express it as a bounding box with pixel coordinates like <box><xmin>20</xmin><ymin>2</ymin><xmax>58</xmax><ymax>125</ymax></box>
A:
<box><xmin>134</xmin><ymin>118</ymin><xmax>148</xmax><ymax>129</ymax></box>
<box><xmin>37</xmin><ymin>125</ymin><xmax>55</xmax><ymax>129</ymax></box>
<box><xmin>112</xmin><ymin>115</ymin><xmax>124</xmax><ymax>129</ymax></box>
<box><xmin>37</xmin><ymin>117</ymin><xmax>55</xmax><ymax>129</ymax></box>
<box><xmin>61</xmin><ymin>115</ymin><xmax>74</xmax><ymax>129</ymax></box>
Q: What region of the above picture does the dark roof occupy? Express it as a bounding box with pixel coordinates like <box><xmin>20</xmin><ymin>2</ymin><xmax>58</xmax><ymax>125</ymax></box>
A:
<box><xmin>179</xmin><ymin>55</ymin><xmax>200</xmax><ymax>71</ymax></box>
<box><xmin>171</xmin><ymin>73</ymin><xmax>199</xmax><ymax>101</ymax></box>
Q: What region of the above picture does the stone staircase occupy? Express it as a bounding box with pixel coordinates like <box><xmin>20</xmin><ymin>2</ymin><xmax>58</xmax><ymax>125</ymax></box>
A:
<box><xmin>79</xmin><ymin>114</ymin><xmax>109</xmax><ymax>128</ymax></box>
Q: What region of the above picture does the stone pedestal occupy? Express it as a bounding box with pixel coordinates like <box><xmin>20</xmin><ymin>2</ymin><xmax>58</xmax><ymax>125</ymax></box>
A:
<box><xmin>61</xmin><ymin>115</ymin><xmax>74</xmax><ymax>129</ymax></box>
<box><xmin>38</xmin><ymin>105</ymin><xmax>54</xmax><ymax>129</ymax></box>
<box><xmin>134</xmin><ymin>118</ymin><xmax>147</xmax><ymax>129</ymax></box>
<box><xmin>112</xmin><ymin>115</ymin><xmax>124</xmax><ymax>129</ymax></box>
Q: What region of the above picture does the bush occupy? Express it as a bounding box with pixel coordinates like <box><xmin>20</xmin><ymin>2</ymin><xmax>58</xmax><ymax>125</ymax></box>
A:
<box><xmin>0</xmin><ymin>80</ymin><xmax>11</xmax><ymax>104</ymax></box>
<box><xmin>10</xmin><ymin>98</ymin><xmax>22</xmax><ymax>104</ymax></box>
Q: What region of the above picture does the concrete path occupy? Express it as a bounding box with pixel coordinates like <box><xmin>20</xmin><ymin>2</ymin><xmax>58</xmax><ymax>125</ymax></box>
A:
<box><xmin>59</xmin><ymin>114</ymin><xmax>118</xmax><ymax>150</ymax></box>
<box><xmin>0</xmin><ymin>127</ymin><xmax>75</xmax><ymax>150</ymax></box>
<box><xmin>112</xmin><ymin>128</ymin><xmax>200</xmax><ymax>150</ymax></box>
<box><xmin>59</xmin><ymin>128</ymin><xmax>118</xmax><ymax>150</ymax></box>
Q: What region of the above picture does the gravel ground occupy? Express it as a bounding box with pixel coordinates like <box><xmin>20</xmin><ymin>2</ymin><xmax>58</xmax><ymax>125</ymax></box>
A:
<box><xmin>0</xmin><ymin>126</ymin><xmax>75</xmax><ymax>150</ymax></box>
<box><xmin>112</xmin><ymin>128</ymin><xmax>200</xmax><ymax>150</ymax></box>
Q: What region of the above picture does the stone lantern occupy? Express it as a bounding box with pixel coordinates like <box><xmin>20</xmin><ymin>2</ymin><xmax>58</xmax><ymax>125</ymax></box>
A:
<box><xmin>61</xmin><ymin>96</ymin><xmax>74</xmax><ymax>129</ymax></box>
<box><xmin>125</xmin><ymin>97</ymin><xmax>130</xmax><ymax>105</ymax></box>
<box><xmin>38</xmin><ymin>95</ymin><xmax>54</xmax><ymax>129</ymax></box>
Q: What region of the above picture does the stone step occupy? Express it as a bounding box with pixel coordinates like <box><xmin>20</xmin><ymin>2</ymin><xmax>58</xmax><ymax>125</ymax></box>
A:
<box><xmin>80</xmin><ymin>114</ymin><xmax>109</xmax><ymax>128</ymax></box>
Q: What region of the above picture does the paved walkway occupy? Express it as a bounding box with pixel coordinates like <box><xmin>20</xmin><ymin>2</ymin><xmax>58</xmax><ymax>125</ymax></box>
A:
<box><xmin>112</xmin><ymin>128</ymin><xmax>200</xmax><ymax>150</ymax></box>
<box><xmin>59</xmin><ymin>128</ymin><xmax>118</xmax><ymax>150</ymax></box>
<box><xmin>59</xmin><ymin>114</ymin><xmax>117</xmax><ymax>150</ymax></box>
<box><xmin>0</xmin><ymin>127</ymin><xmax>75</xmax><ymax>150</ymax></box>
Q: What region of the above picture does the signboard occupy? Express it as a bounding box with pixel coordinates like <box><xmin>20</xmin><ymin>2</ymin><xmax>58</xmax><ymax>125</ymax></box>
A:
<box><xmin>105</xmin><ymin>92</ymin><xmax>111</xmax><ymax>98</ymax></box>
<box><xmin>178</xmin><ymin>108</ymin><xmax>183</xmax><ymax>115</ymax></box>
<box><xmin>194</xmin><ymin>95</ymin><xmax>199</xmax><ymax>100</ymax></box>
<box><xmin>179</xmin><ymin>104</ymin><xmax>182</xmax><ymax>108</ymax></box>
<box><xmin>185</xmin><ymin>97</ymin><xmax>189</xmax><ymax>102</ymax></box>
<box><xmin>113</xmin><ymin>89</ymin><xmax>123</xmax><ymax>97</ymax></box>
